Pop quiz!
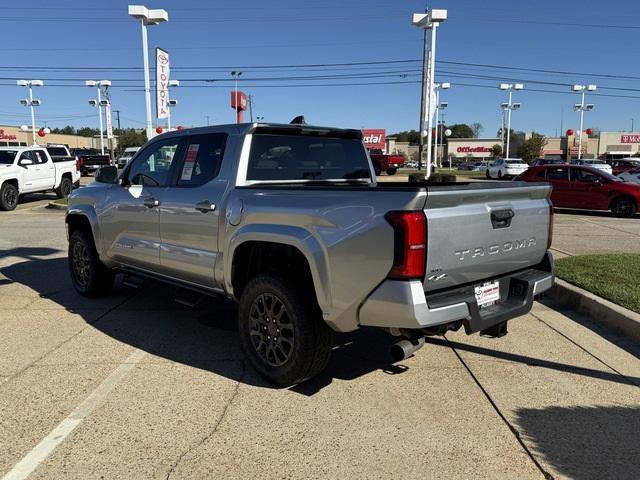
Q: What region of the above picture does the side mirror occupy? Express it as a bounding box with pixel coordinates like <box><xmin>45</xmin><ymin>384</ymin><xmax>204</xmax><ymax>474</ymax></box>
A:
<box><xmin>19</xmin><ymin>158</ymin><xmax>33</xmax><ymax>166</ymax></box>
<box><xmin>95</xmin><ymin>165</ymin><xmax>119</xmax><ymax>184</ymax></box>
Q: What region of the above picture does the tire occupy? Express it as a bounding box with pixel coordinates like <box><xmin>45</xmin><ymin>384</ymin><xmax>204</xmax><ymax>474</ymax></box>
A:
<box><xmin>68</xmin><ymin>229</ymin><xmax>114</xmax><ymax>297</ymax></box>
<box><xmin>55</xmin><ymin>176</ymin><xmax>73</xmax><ymax>199</ymax></box>
<box><xmin>374</xmin><ymin>166</ymin><xmax>382</xmax><ymax>176</ymax></box>
<box><xmin>386</xmin><ymin>168</ymin><xmax>397</xmax><ymax>175</ymax></box>
<box><xmin>238</xmin><ymin>273</ymin><xmax>333</xmax><ymax>387</ymax></box>
<box><xmin>0</xmin><ymin>182</ymin><xmax>19</xmax><ymax>211</ymax></box>
<box><xmin>611</xmin><ymin>197</ymin><xmax>637</xmax><ymax>218</ymax></box>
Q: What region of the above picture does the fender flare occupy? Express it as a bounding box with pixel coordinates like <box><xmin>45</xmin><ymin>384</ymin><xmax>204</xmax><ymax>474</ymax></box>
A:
<box><xmin>66</xmin><ymin>206</ymin><xmax>102</xmax><ymax>255</ymax></box>
<box><xmin>225</xmin><ymin>224</ymin><xmax>332</xmax><ymax>313</ymax></box>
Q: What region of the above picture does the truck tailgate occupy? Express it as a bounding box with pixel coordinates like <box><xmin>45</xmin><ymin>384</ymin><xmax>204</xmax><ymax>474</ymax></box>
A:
<box><xmin>423</xmin><ymin>182</ymin><xmax>551</xmax><ymax>292</ymax></box>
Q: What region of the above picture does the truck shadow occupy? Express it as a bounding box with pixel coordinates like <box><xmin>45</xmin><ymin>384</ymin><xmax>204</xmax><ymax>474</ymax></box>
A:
<box><xmin>1</xmin><ymin>254</ymin><xmax>406</xmax><ymax>395</ymax></box>
<box><xmin>514</xmin><ymin>405</ymin><xmax>640</xmax><ymax>479</ymax></box>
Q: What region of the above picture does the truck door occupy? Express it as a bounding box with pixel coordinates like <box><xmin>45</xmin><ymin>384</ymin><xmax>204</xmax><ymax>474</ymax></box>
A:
<box><xmin>16</xmin><ymin>151</ymin><xmax>41</xmax><ymax>193</ymax></box>
<box><xmin>100</xmin><ymin>137</ymin><xmax>186</xmax><ymax>272</ymax></box>
<box><xmin>32</xmin><ymin>149</ymin><xmax>55</xmax><ymax>190</ymax></box>
<box><xmin>158</xmin><ymin>132</ymin><xmax>228</xmax><ymax>288</ymax></box>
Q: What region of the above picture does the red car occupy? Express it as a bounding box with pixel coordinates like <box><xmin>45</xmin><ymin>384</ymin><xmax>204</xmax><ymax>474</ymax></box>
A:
<box><xmin>518</xmin><ymin>164</ymin><xmax>640</xmax><ymax>218</ymax></box>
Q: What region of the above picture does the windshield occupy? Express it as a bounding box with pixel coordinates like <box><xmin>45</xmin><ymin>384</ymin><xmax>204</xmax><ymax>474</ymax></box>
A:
<box><xmin>247</xmin><ymin>134</ymin><xmax>371</xmax><ymax>182</ymax></box>
<box><xmin>0</xmin><ymin>151</ymin><xmax>17</xmax><ymax>164</ymax></box>
<box><xmin>593</xmin><ymin>169</ymin><xmax>622</xmax><ymax>182</ymax></box>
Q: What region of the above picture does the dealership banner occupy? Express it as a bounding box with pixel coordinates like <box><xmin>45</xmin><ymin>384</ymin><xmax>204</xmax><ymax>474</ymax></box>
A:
<box><xmin>156</xmin><ymin>48</ymin><xmax>170</xmax><ymax>119</ymax></box>
<box><xmin>105</xmin><ymin>103</ymin><xmax>113</xmax><ymax>139</ymax></box>
<box><xmin>362</xmin><ymin>129</ymin><xmax>386</xmax><ymax>150</ymax></box>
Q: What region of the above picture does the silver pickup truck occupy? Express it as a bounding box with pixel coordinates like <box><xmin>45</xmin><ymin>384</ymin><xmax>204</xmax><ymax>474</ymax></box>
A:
<box><xmin>66</xmin><ymin>123</ymin><xmax>554</xmax><ymax>386</ymax></box>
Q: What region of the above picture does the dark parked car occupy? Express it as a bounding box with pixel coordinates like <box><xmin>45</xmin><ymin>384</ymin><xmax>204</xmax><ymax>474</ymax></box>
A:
<box><xmin>518</xmin><ymin>164</ymin><xmax>640</xmax><ymax>217</ymax></box>
<box><xmin>610</xmin><ymin>158</ymin><xmax>640</xmax><ymax>176</ymax></box>
<box><xmin>531</xmin><ymin>159</ymin><xmax>566</xmax><ymax>166</ymax></box>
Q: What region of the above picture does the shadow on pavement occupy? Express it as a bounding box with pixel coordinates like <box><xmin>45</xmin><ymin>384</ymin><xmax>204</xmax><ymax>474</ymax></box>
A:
<box><xmin>430</xmin><ymin>336</ymin><xmax>640</xmax><ymax>387</ymax></box>
<box><xmin>515</xmin><ymin>405</ymin><xmax>640</xmax><ymax>480</ymax></box>
<box><xmin>2</xmin><ymin>255</ymin><xmax>406</xmax><ymax>395</ymax></box>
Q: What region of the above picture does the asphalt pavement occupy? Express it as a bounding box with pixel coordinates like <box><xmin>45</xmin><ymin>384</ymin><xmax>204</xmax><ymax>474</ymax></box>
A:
<box><xmin>0</xmin><ymin>205</ymin><xmax>638</xmax><ymax>480</ymax></box>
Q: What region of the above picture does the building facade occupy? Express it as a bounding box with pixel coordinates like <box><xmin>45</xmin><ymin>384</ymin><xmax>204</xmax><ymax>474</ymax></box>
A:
<box><xmin>447</xmin><ymin>138</ymin><xmax>501</xmax><ymax>159</ymax></box>
<box><xmin>0</xmin><ymin>125</ymin><xmax>111</xmax><ymax>149</ymax></box>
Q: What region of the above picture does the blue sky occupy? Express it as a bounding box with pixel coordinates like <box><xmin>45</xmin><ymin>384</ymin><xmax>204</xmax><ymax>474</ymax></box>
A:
<box><xmin>1</xmin><ymin>0</ymin><xmax>640</xmax><ymax>137</ymax></box>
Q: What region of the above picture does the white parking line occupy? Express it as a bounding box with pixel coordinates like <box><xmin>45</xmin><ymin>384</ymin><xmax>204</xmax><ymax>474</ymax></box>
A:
<box><xmin>2</xmin><ymin>348</ymin><xmax>147</xmax><ymax>480</ymax></box>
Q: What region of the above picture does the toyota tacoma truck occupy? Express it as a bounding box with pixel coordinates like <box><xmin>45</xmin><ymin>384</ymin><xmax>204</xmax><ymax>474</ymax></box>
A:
<box><xmin>65</xmin><ymin>123</ymin><xmax>554</xmax><ymax>386</ymax></box>
<box><xmin>0</xmin><ymin>146</ymin><xmax>80</xmax><ymax>211</ymax></box>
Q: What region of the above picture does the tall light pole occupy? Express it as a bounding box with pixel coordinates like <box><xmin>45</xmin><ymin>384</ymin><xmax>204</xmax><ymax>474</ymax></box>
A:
<box><xmin>231</xmin><ymin>71</ymin><xmax>242</xmax><ymax>124</ymax></box>
<box><xmin>167</xmin><ymin>79</ymin><xmax>179</xmax><ymax>130</ymax></box>
<box><xmin>572</xmin><ymin>84</ymin><xmax>596</xmax><ymax>160</ymax></box>
<box><xmin>86</xmin><ymin>80</ymin><xmax>110</xmax><ymax>155</ymax></box>
<box><xmin>434</xmin><ymin>82</ymin><xmax>450</xmax><ymax>167</ymax></box>
<box><xmin>412</xmin><ymin>9</ymin><xmax>447</xmax><ymax>178</ymax></box>
<box><xmin>128</xmin><ymin>5</ymin><xmax>168</xmax><ymax>140</ymax></box>
<box><xmin>17</xmin><ymin>80</ymin><xmax>43</xmax><ymax>146</ymax></box>
<box><xmin>499</xmin><ymin>83</ymin><xmax>523</xmax><ymax>158</ymax></box>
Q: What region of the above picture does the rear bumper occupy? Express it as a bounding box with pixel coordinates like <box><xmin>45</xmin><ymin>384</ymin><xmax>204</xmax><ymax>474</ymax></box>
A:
<box><xmin>359</xmin><ymin>251</ymin><xmax>554</xmax><ymax>333</ymax></box>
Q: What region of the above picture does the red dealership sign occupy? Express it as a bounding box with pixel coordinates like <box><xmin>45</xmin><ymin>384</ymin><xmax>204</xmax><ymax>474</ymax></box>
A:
<box><xmin>621</xmin><ymin>134</ymin><xmax>640</xmax><ymax>143</ymax></box>
<box><xmin>457</xmin><ymin>146</ymin><xmax>490</xmax><ymax>153</ymax></box>
<box><xmin>362</xmin><ymin>129</ymin><xmax>386</xmax><ymax>150</ymax></box>
<box><xmin>0</xmin><ymin>130</ymin><xmax>17</xmax><ymax>140</ymax></box>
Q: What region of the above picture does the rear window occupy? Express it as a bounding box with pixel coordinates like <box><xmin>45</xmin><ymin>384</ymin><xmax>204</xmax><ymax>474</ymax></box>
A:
<box><xmin>0</xmin><ymin>150</ymin><xmax>17</xmax><ymax>164</ymax></box>
<box><xmin>46</xmin><ymin>147</ymin><xmax>68</xmax><ymax>157</ymax></box>
<box><xmin>247</xmin><ymin>134</ymin><xmax>371</xmax><ymax>182</ymax></box>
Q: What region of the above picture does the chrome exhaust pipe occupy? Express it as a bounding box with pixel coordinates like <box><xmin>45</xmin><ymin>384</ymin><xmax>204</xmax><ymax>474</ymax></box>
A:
<box><xmin>390</xmin><ymin>336</ymin><xmax>425</xmax><ymax>361</ymax></box>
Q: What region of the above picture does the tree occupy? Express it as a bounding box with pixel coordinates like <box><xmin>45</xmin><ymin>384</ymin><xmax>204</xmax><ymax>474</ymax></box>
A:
<box><xmin>490</xmin><ymin>144</ymin><xmax>503</xmax><ymax>158</ymax></box>
<box><xmin>518</xmin><ymin>133</ymin><xmax>547</xmax><ymax>161</ymax></box>
<box><xmin>76</xmin><ymin>127</ymin><xmax>100</xmax><ymax>137</ymax></box>
<box><xmin>117</xmin><ymin>128</ymin><xmax>147</xmax><ymax>151</ymax></box>
<box><xmin>447</xmin><ymin>124</ymin><xmax>474</xmax><ymax>139</ymax></box>
<box><xmin>470</xmin><ymin>122</ymin><xmax>483</xmax><ymax>138</ymax></box>
<box><xmin>391</xmin><ymin>130</ymin><xmax>420</xmax><ymax>144</ymax></box>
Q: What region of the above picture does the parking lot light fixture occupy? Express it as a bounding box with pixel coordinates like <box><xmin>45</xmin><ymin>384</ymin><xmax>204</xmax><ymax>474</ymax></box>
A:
<box><xmin>17</xmin><ymin>80</ymin><xmax>43</xmax><ymax>146</ymax></box>
<box><xmin>86</xmin><ymin>80</ymin><xmax>111</xmax><ymax>155</ymax></box>
<box><xmin>499</xmin><ymin>83</ymin><xmax>524</xmax><ymax>158</ymax></box>
<box><xmin>571</xmin><ymin>84</ymin><xmax>596</xmax><ymax>159</ymax></box>
<box><xmin>128</xmin><ymin>5</ymin><xmax>169</xmax><ymax>140</ymax></box>
<box><xmin>412</xmin><ymin>8</ymin><xmax>447</xmax><ymax>178</ymax></box>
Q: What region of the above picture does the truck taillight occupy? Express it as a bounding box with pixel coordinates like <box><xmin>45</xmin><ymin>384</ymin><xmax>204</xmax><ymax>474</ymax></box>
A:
<box><xmin>385</xmin><ymin>211</ymin><xmax>427</xmax><ymax>280</ymax></box>
<box><xmin>547</xmin><ymin>203</ymin><xmax>554</xmax><ymax>249</ymax></box>
<box><xmin>75</xmin><ymin>159</ymin><xmax>81</xmax><ymax>171</ymax></box>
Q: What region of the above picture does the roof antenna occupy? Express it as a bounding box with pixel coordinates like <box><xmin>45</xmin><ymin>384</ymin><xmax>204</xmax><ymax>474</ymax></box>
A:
<box><xmin>290</xmin><ymin>115</ymin><xmax>306</xmax><ymax>125</ymax></box>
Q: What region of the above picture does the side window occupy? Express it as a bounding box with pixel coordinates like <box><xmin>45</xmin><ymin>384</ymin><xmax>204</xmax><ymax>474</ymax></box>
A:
<box><xmin>33</xmin><ymin>150</ymin><xmax>48</xmax><ymax>164</ymax></box>
<box><xmin>19</xmin><ymin>151</ymin><xmax>34</xmax><ymax>163</ymax></box>
<box><xmin>126</xmin><ymin>138</ymin><xmax>185</xmax><ymax>187</ymax></box>
<box><xmin>536</xmin><ymin>169</ymin><xmax>547</xmax><ymax>179</ymax></box>
<box><xmin>573</xmin><ymin>169</ymin><xmax>601</xmax><ymax>183</ymax></box>
<box><xmin>546</xmin><ymin>167</ymin><xmax>569</xmax><ymax>181</ymax></box>
<box><xmin>177</xmin><ymin>133</ymin><xmax>227</xmax><ymax>187</ymax></box>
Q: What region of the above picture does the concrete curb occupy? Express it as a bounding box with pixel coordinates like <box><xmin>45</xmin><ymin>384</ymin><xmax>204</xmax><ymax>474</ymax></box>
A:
<box><xmin>45</xmin><ymin>201</ymin><xmax>68</xmax><ymax>211</ymax></box>
<box><xmin>548</xmin><ymin>278</ymin><xmax>640</xmax><ymax>343</ymax></box>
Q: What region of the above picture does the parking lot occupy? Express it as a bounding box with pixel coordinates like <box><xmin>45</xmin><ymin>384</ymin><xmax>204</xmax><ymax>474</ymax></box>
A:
<box><xmin>0</xmin><ymin>204</ymin><xmax>638</xmax><ymax>479</ymax></box>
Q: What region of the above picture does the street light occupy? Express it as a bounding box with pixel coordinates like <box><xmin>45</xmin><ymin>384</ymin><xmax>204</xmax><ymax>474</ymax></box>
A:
<box><xmin>128</xmin><ymin>5</ymin><xmax>169</xmax><ymax>140</ymax></box>
<box><xmin>231</xmin><ymin>71</ymin><xmax>243</xmax><ymax>124</ymax></box>
<box><xmin>499</xmin><ymin>83</ymin><xmax>524</xmax><ymax>158</ymax></box>
<box><xmin>434</xmin><ymin>82</ymin><xmax>450</xmax><ymax>168</ymax></box>
<box><xmin>17</xmin><ymin>80</ymin><xmax>44</xmax><ymax>145</ymax></box>
<box><xmin>412</xmin><ymin>8</ymin><xmax>447</xmax><ymax>177</ymax></box>
<box><xmin>572</xmin><ymin>84</ymin><xmax>596</xmax><ymax>159</ymax></box>
<box><xmin>86</xmin><ymin>80</ymin><xmax>111</xmax><ymax>155</ymax></box>
<box><xmin>167</xmin><ymin>79</ymin><xmax>179</xmax><ymax>131</ymax></box>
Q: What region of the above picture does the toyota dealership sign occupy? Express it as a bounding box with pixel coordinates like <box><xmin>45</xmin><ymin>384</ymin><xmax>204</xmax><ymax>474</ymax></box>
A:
<box><xmin>362</xmin><ymin>129</ymin><xmax>386</xmax><ymax>150</ymax></box>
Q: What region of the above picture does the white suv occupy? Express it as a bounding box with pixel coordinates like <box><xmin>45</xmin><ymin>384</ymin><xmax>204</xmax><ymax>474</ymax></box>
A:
<box><xmin>487</xmin><ymin>158</ymin><xmax>529</xmax><ymax>179</ymax></box>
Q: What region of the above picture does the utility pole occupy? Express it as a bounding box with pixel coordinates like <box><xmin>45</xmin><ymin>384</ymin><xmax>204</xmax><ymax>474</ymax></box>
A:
<box><xmin>205</xmin><ymin>115</ymin><xmax>210</xmax><ymax>126</ymax></box>
<box><xmin>104</xmin><ymin>85</ymin><xmax>115</xmax><ymax>161</ymax></box>
<box><xmin>113</xmin><ymin>110</ymin><xmax>121</xmax><ymax>131</ymax></box>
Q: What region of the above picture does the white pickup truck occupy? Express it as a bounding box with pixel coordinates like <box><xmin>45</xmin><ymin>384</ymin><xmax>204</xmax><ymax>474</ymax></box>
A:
<box><xmin>0</xmin><ymin>146</ymin><xmax>80</xmax><ymax>211</ymax></box>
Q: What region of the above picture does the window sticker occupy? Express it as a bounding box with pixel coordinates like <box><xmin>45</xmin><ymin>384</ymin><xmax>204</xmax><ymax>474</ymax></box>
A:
<box><xmin>35</xmin><ymin>151</ymin><xmax>42</xmax><ymax>162</ymax></box>
<box><xmin>181</xmin><ymin>144</ymin><xmax>200</xmax><ymax>181</ymax></box>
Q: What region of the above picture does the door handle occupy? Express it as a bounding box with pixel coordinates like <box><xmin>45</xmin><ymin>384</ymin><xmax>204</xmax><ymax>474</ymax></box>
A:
<box><xmin>143</xmin><ymin>197</ymin><xmax>160</xmax><ymax>208</ymax></box>
<box><xmin>195</xmin><ymin>200</ymin><xmax>216</xmax><ymax>213</ymax></box>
